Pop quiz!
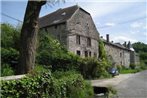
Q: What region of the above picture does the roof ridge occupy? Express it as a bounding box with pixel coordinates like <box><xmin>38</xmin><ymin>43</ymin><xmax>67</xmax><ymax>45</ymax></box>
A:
<box><xmin>39</xmin><ymin>5</ymin><xmax>78</xmax><ymax>19</ymax></box>
<box><xmin>39</xmin><ymin>5</ymin><xmax>79</xmax><ymax>28</ymax></box>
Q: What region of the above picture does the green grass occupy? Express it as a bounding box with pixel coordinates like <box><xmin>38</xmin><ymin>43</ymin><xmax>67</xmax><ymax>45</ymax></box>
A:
<box><xmin>120</xmin><ymin>69</ymin><xmax>139</xmax><ymax>74</ymax></box>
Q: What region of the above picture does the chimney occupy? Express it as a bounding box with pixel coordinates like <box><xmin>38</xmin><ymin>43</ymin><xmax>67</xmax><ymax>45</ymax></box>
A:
<box><xmin>124</xmin><ymin>41</ymin><xmax>127</xmax><ymax>47</ymax></box>
<box><xmin>106</xmin><ymin>34</ymin><xmax>109</xmax><ymax>42</ymax></box>
<box><xmin>127</xmin><ymin>41</ymin><xmax>131</xmax><ymax>49</ymax></box>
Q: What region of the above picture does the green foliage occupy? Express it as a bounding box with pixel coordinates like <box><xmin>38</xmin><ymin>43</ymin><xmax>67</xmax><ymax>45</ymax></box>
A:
<box><xmin>107</xmin><ymin>86</ymin><xmax>117</xmax><ymax>97</ymax></box>
<box><xmin>99</xmin><ymin>39</ymin><xmax>107</xmax><ymax>60</ymax></box>
<box><xmin>130</xmin><ymin>63</ymin><xmax>136</xmax><ymax>69</ymax></box>
<box><xmin>1</xmin><ymin>48</ymin><xmax>19</xmax><ymax>66</ymax></box>
<box><xmin>132</xmin><ymin>42</ymin><xmax>147</xmax><ymax>53</ymax></box>
<box><xmin>79</xmin><ymin>58</ymin><xmax>111</xmax><ymax>79</ymax></box>
<box><xmin>1</xmin><ymin>23</ymin><xmax>20</xmax><ymax>50</ymax></box>
<box><xmin>37</xmin><ymin>31</ymin><xmax>80</xmax><ymax>71</ymax></box>
<box><xmin>1</xmin><ymin>23</ymin><xmax>20</xmax><ymax>76</ymax></box>
<box><xmin>1</xmin><ymin>64</ymin><xmax>15</xmax><ymax>76</ymax></box>
<box><xmin>37</xmin><ymin>31</ymin><xmax>111</xmax><ymax>79</ymax></box>
<box><xmin>1</xmin><ymin>48</ymin><xmax>19</xmax><ymax>76</ymax></box>
<box><xmin>120</xmin><ymin>69</ymin><xmax>138</xmax><ymax>74</ymax></box>
<box><xmin>1</xmin><ymin>71</ymin><xmax>93</xmax><ymax>98</ymax></box>
<box><xmin>132</xmin><ymin>42</ymin><xmax>147</xmax><ymax>65</ymax></box>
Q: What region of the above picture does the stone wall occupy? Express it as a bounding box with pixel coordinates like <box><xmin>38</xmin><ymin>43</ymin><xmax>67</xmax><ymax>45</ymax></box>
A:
<box><xmin>66</xmin><ymin>8</ymin><xmax>99</xmax><ymax>58</ymax></box>
<box><xmin>44</xmin><ymin>23</ymin><xmax>68</xmax><ymax>48</ymax></box>
<box><xmin>67</xmin><ymin>8</ymin><xmax>99</xmax><ymax>40</ymax></box>
<box><xmin>43</xmin><ymin>9</ymin><xmax>99</xmax><ymax>58</ymax></box>
<box><xmin>68</xmin><ymin>34</ymin><xmax>98</xmax><ymax>58</ymax></box>
<box><xmin>130</xmin><ymin>51</ymin><xmax>140</xmax><ymax>65</ymax></box>
<box><xmin>104</xmin><ymin>43</ymin><xmax>130</xmax><ymax>67</ymax></box>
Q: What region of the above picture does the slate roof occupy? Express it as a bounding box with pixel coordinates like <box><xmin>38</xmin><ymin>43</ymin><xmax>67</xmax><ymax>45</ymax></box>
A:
<box><xmin>101</xmin><ymin>38</ymin><xmax>130</xmax><ymax>51</ymax></box>
<box><xmin>39</xmin><ymin>5</ymin><xmax>79</xmax><ymax>28</ymax></box>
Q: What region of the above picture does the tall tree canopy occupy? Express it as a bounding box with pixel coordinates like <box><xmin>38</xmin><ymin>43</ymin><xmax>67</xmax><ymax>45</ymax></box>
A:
<box><xmin>132</xmin><ymin>42</ymin><xmax>147</xmax><ymax>65</ymax></box>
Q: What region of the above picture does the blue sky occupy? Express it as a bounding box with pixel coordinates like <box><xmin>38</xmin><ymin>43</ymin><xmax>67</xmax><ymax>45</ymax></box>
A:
<box><xmin>1</xmin><ymin>0</ymin><xmax>147</xmax><ymax>44</ymax></box>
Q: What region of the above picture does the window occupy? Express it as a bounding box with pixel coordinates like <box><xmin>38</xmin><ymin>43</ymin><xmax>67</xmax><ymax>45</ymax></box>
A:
<box><xmin>89</xmin><ymin>51</ymin><xmax>91</xmax><ymax>57</ymax></box>
<box><xmin>45</xmin><ymin>28</ymin><xmax>48</xmax><ymax>32</ymax></box>
<box><xmin>120</xmin><ymin>61</ymin><xmax>122</xmax><ymax>65</ymax></box>
<box><xmin>55</xmin><ymin>25</ymin><xmax>58</xmax><ymax>29</ymax></box>
<box><xmin>76</xmin><ymin>35</ymin><xmax>80</xmax><ymax>45</ymax></box>
<box><xmin>77</xmin><ymin>50</ymin><xmax>81</xmax><ymax>56</ymax></box>
<box><xmin>120</xmin><ymin>53</ymin><xmax>122</xmax><ymax>57</ymax></box>
<box><xmin>85</xmin><ymin>51</ymin><xmax>88</xmax><ymax>57</ymax></box>
<box><xmin>94</xmin><ymin>53</ymin><xmax>97</xmax><ymax>58</ymax></box>
<box><xmin>87</xmin><ymin>37</ymin><xmax>91</xmax><ymax>46</ymax></box>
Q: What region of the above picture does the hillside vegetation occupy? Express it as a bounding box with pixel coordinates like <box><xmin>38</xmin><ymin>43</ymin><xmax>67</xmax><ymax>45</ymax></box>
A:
<box><xmin>132</xmin><ymin>42</ymin><xmax>147</xmax><ymax>65</ymax></box>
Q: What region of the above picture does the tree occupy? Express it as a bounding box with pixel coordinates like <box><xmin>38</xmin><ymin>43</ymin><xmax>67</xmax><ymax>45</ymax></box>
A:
<box><xmin>99</xmin><ymin>40</ymin><xmax>107</xmax><ymax>60</ymax></box>
<box><xmin>18</xmin><ymin>0</ymin><xmax>46</xmax><ymax>74</ymax></box>
<box><xmin>132</xmin><ymin>42</ymin><xmax>147</xmax><ymax>65</ymax></box>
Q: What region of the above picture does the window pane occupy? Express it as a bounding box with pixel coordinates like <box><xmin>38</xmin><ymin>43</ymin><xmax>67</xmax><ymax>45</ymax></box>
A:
<box><xmin>76</xmin><ymin>35</ymin><xmax>80</xmax><ymax>45</ymax></box>
<box><xmin>77</xmin><ymin>50</ymin><xmax>81</xmax><ymax>56</ymax></box>
<box><xmin>87</xmin><ymin>37</ymin><xmax>91</xmax><ymax>46</ymax></box>
<box><xmin>85</xmin><ymin>51</ymin><xmax>88</xmax><ymax>57</ymax></box>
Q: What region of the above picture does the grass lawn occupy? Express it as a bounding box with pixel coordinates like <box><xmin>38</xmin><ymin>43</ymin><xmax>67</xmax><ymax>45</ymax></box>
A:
<box><xmin>120</xmin><ymin>69</ymin><xmax>139</xmax><ymax>74</ymax></box>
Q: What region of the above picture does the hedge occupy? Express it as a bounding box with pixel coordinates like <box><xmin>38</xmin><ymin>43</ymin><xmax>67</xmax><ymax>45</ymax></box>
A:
<box><xmin>1</xmin><ymin>71</ymin><xmax>93</xmax><ymax>98</ymax></box>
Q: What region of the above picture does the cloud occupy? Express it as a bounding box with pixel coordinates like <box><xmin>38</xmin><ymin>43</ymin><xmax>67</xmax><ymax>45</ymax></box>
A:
<box><xmin>130</xmin><ymin>22</ymin><xmax>143</xmax><ymax>28</ymax></box>
<box><xmin>77</xmin><ymin>2</ymin><xmax>135</xmax><ymax>19</ymax></box>
<box><xmin>112</xmin><ymin>36</ymin><xmax>137</xmax><ymax>43</ymax></box>
<box><xmin>73</xmin><ymin>0</ymin><xmax>146</xmax><ymax>3</ymax></box>
<box><xmin>105</xmin><ymin>22</ymin><xmax>116</xmax><ymax>26</ymax></box>
<box><xmin>143</xmin><ymin>25</ymin><xmax>147</xmax><ymax>30</ymax></box>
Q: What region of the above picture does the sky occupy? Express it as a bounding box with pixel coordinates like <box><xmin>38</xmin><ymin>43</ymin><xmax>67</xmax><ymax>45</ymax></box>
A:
<box><xmin>1</xmin><ymin>0</ymin><xmax>147</xmax><ymax>44</ymax></box>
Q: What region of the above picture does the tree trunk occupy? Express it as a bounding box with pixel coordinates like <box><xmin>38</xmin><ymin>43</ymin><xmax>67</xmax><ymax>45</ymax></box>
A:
<box><xmin>18</xmin><ymin>0</ymin><xmax>46</xmax><ymax>74</ymax></box>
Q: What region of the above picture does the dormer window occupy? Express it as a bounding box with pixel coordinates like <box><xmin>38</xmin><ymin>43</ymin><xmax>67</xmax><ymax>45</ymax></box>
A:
<box><xmin>61</xmin><ymin>12</ymin><xmax>66</xmax><ymax>16</ymax></box>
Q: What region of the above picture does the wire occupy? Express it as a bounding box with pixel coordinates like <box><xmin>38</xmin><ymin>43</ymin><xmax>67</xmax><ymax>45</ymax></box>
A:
<box><xmin>2</xmin><ymin>12</ymin><xmax>146</xmax><ymax>30</ymax></box>
<box><xmin>1</xmin><ymin>12</ymin><xmax>23</xmax><ymax>22</ymax></box>
<box><xmin>98</xmin><ymin>16</ymin><xmax>147</xmax><ymax>29</ymax></box>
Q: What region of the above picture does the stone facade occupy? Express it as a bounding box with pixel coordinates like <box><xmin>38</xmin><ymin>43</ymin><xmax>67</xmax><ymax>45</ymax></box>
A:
<box><xmin>102</xmin><ymin>34</ymin><xmax>139</xmax><ymax>67</ymax></box>
<box><xmin>130</xmin><ymin>51</ymin><xmax>140</xmax><ymax>65</ymax></box>
<box><xmin>39</xmin><ymin>5</ymin><xmax>99</xmax><ymax>58</ymax></box>
<box><xmin>67</xmin><ymin>8</ymin><xmax>99</xmax><ymax>58</ymax></box>
<box><xmin>104</xmin><ymin>42</ymin><xmax>130</xmax><ymax>67</ymax></box>
<box><xmin>39</xmin><ymin>5</ymin><xmax>139</xmax><ymax>67</ymax></box>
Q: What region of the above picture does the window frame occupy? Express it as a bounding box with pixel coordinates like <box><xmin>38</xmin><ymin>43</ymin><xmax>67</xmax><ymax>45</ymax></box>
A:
<box><xmin>76</xmin><ymin>35</ymin><xmax>81</xmax><ymax>45</ymax></box>
<box><xmin>87</xmin><ymin>37</ymin><xmax>91</xmax><ymax>47</ymax></box>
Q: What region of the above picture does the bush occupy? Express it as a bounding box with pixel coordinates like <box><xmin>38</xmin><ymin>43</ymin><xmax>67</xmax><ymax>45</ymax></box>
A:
<box><xmin>79</xmin><ymin>58</ymin><xmax>111</xmax><ymax>79</ymax></box>
<box><xmin>1</xmin><ymin>71</ymin><xmax>93</xmax><ymax>98</ymax></box>
<box><xmin>1</xmin><ymin>64</ymin><xmax>15</xmax><ymax>76</ymax></box>
<box><xmin>1</xmin><ymin>48</ymin><xmax>19</xmax><ymax>67</ymax></box>
<box><xmin>130</xmin><ymin>63</ymin><xmax>136</xmax><ymax>69</ymax></box>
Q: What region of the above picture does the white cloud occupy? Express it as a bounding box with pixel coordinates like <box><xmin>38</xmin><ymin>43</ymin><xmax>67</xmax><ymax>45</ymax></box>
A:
<box><xmin>73</xmin><ymin>0</ymin><xmax>146</xmax><ymax>3</ymax></box>
<box><xmin>112</xmin><ymin>36</ymin><xmax>137</xmax><ymax>43</ymax></box>
<box><xmin>130</xmin><ymin>22</ymin><xmax>143</xmax><ymax>28</ymax></box>
<box><xmin>78</xmin><ymin>2</ymin><xmax>135</xmax><ymax>19</ymax></box>
<box><xmin>105</xmin><ymin>22</ymin><xmax>116</xmax><ymax>26</ymax></box>
<box><xmin>143</xmin><ymin>25</ymin><xmax>147</xmax><ymax>30</ymax></box>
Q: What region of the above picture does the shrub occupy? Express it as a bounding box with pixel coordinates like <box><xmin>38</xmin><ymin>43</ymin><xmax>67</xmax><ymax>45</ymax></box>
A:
<box><xmin>1</xmin><ymin>48</ymin><xmax>19</xmax><ymax>67</ymax></box>
<box><xmin>1</xmin><ymin>64</ymin><xmax>15</xmax><ymax>76</ymax></box>
<box><xmin>1</xmin><ymin>71</ymin><xmax>93</xmax><ymax>98</ymax></box>
<box><xmin>130</xmin><ymin>63</ymin><xmax>136</xmax><ymax>69</ymax></box>
<box><xmin>79</xmin><ymin>58</ymin><xmax>111</xmax><ymax>79</ymax></box>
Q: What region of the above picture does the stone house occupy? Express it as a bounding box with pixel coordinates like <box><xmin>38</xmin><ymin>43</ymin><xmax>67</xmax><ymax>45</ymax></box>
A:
<box><xmin>101</xmin><ymin>34</ymin><xmax>139</xmax><ymax>67</ymax></box>
<box><xmin>39</xmin><ymin>5</ymin><xmax>99</xmax><ymax>58</ymax></box>
<box><xmin>39</xmin><ymin>5</ymin><xmax>139</xmax><ymax>67</ymax></box>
